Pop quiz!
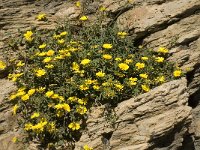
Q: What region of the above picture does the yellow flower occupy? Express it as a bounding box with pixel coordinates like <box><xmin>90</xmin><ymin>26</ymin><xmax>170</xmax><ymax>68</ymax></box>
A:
<box><xmin>72</xmin><ymin>62</ymin><xmax>80</xmax><ymax>71</ymax></box>
<box><xmin>31</xmin><ymin>120</ymin><xmax>48</xmax><ymax>133</ymax></box>
<box><xmin>21</xmin><ymin>94</ymin><xmax>29</xmax><ymax>101</ymax></box>
<box><xmin>46</xmin><ymin>50</ymin><xmax>55</xmax><ymax>56</ymax></box>
<box><xmin>37</xmin><ymin>87</ymin><xmax>46</xmax><ymax>93</ymax></box>
<box><xmin>31</xmin><ymin>112</ymin><xmax>40</xmax><ymax>119</ymax></box>
<box><xmin>93</xmin><ymin>85</ymin><xmax>100</xmax><ymax>90</ymax></box>
<box><xmin>78</xmin><ymin>98</ymin><xmax>88</xmax><ymax>105</ymax></box>
<box><xmin>0</xmin><ymin>60</ymin><xmax>6</xmax><ymax>70</ymax></box>
<box><xmin>13</xmin><ymin>104</ymin><xmax>19</xmax><ymax>115</ymax></box>
<box><xmin>76</xmin><ymin>1</ymin><xmax>81</xmax><ymax>7</ymax></box>
<box><xmin>103</xmin><ymin>54</ymin><xmax>112</xmax><ymax>60</ymax></box>
<box><xmin>36</xmin><ymin>69</ymin><xmax>46</xmax><ymax>77</ymax></box>
<box><xmin>68</xmin><ymin>96</ymin><xmax>78</xmax><ymax>102</ymax></box>
<box><xmin>118</xmin><ymin>63</ymin><xmax>129</xmax><ymax>71</ymax></box>
<box><xmin>81</xmin><ymin>59</ymin><xmax>91</xmax><ymax>65</ymax></box>
<box><xmin>47</xmin><ymin>122</ymin><xmax>56</xmax><ymax>133</ymax></box>
<box><xmin>68</xmin><ymin>122</ymin><xmax>80</xmax><ymax>131</ymax></box>
<box><xmin>53</xmin><ymin>34</ymin><xmax>61</xmax><ymax>39</ymax></box>
<box><xmin>54</xmin><ymin>103</ymin><xmax>71</xmax><ymax>112</ymax></box>
<box><xmin>115</xmin><ymin>57</ymin><xmax>122</xmax><ymax>61</ymax></box>
<box><xmin>173</xmin><ymin>70</ymin><xmax>182</xmax><ymax>77</ymax></box>
<box><xmin>9</xmin><ymin>94</ymin><xmax>17</xmax><ymax>100</ymax></box>
<box><xmin>96</xmin><ymin>71</ymin><xmax>105</xmax><ymax>77</ymax></box>
<box><xmin>99</xmin><ymin>6</ymin><xmax>106</xmax><ymax>11</ymax></box>
<box><xmin>60</xmin><ymin>31</ymin><xmax>68</xmax><ymax>36</ymax></box>
<box><xmin>79</xmin><ymin>85</ymin><xmax>89</xmax><ymax>91</ymax></box>
<box><xmin>39</xmin><ymin>43</ymin><xmax>46</xmax><ymax>49</ymax></box>
<box><xmin>58</xmin><ymin>39</ymin><xmax>65</xmax><ymax>44</ymax></box>
<box><xmin>80</xmin><ymin>16</ymin><xmax>88</xmax><ymax>21</ymax></box>
<box><xmin>114</xmin><ymin>84</ymin><xmax>124</xmax><ymax>91</ymax></box>
<box><xmin>155</xmin><ymin>57</ymin><xmax>164</xmax><ymax>63</ymax></box>
<box><xmin>24</xmin><ymin>30</ymin><xmax>33</xmax><ymax>42</ymax></box>
<box><xmin>157</xmin><ymin>47</ymin><xmax>169</xmax><ymax>53</ymax></box>
<box><xmin>24</xmin><ymin>123</ymin><xmax>33</xmax><ymax>131</ymax></box>
<box><xmin>52</xmin><ymin>94</ymin><xmax>59</xmax><ymax>99</ymax></box>
<box><xmin>129</xmin><ymin>77</ymin><xmax>137</xmax><ymax>85</ymax></box>
<box><xmin>16</xmin><ymin>90</ymin><xmax>26</xmax><ymax>97</ymax></box>
<box><xmin>43</xmin><ymin>57</ymin><xmax>52</xmax><ymax>63</ymax></box>
<box><xmin>45</xmin><ymin>91</ymin><xmax>54</xmax><ymax>98</ymax></box>
<box><xmin>28</xmin><ymin>89</ymin><xmax>36</xmax><ymax>96</ymax></box>
<box><xmin>83</xmin><ymin>145</ymin><xmax>93</xmax><ymax>150</ymax></box>
<box><xmin>102</xmin><ymin>44</ymin><xmax>113</xmax><ymax>49</ymax></box>
<box><xmin>141</xmin><ymin>57</ymin><xmax>148</xmax><ymax>61</ymax></box>
<box><xmin>157</xmin><ymin>76</ymin><xmax>165</xmax><ymax>82</ymax></box>
<box><xmin>124</xmin><ymin>59</ymin><xmax>133</xmax><ymax>64</ymax></box>
<box><xmin>76</xmin><ymin>105</ymin><xmax>87</xmax><ymax>115</ymax></box>
<box><xmin>117</xmin><ymin>32</ymin><xmax>127</xmax><ymax>38</ymax></box>
<box><xmin>16</xmin><ymin>61</ymin><xmax>25</xmax><ymax>67</ymax></box>
<box><xmin>12</xmin><ymin>137</ymin><xmax>17</xmax><ymax>143</ymax></box>
<box><xmin>141</xmin><ymin>85</ymin><xmax>150</xmax><ymax>92</ymax></box>
<box><xmin>45</xmin><ymin>64</ymin><xmax>54</xmax><ymax>69</ymax></box>
<box><xmin>38</xmin><ymin>52</ymin><xmax>46</xmax><ymax>57</ymax></box>
<box><xmin>135</xmin><ymin>62</ymin><xmax>145</xmax><ymax>69</ymax></box>
<box><xmin>37</xmin><ymin>13</ymin><xmax>46</xmax><ymax>21</ymax></box>
<box><xmin>139</xmin><ymin>73</ymin><xmax>148</xmax><ymax>79</ymax></box>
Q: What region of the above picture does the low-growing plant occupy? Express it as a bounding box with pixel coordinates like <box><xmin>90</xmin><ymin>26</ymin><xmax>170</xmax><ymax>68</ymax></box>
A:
<box><xmin>4</xmin><ymin>4</ymin><xmax>183</xmax><ymax>149</ymax></box>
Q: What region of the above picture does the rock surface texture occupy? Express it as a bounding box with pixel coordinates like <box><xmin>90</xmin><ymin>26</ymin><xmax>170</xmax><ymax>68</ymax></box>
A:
<box><xmin>0</xmin><ymin>0</ymin><xmax>200</xmax><ymax>149</ymax></box>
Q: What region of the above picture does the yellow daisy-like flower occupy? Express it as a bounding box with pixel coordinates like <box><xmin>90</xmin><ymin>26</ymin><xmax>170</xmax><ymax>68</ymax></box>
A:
<box><xmin>155</xmin><ymin>57</ymin><xmax>164</xmax><ymax>63</ymax></box>
<box><xmin>76</xmin><ymin>1</ymin><xmax>81</xmax><ymax>7</ymax></box>
<box><xmin>141</xmin><ymin>57</ymin><xmax>148</xmax><ymax>61</ymax></box>
<box><xmin>157</xmin><ymin>47</ymin><xmax>169</xmax><ymax>53</ymax></box>
<box><xmin>83</xmin><ymin>145</ymin><xmax>93</xmax><ymax>150</ymax></box>
<box><xmin>37</xmin><ymin>13</ymin><xmax>46</xmax><ymax>21</ymax></box>
<box><xmin>81</xmin><ymin>59</ymin><xmax>91</xmax><ymax>65</ymax></box>
<box><xmin>93</xmin><ymin>85</ymin><xmax>100</xmax><ymax>90</ymax></box>
<box><xmin>24</xmin><ymin>30</ymin><xmax>33</xmax><ymax>42</ymax></box>
<box><xmin>39</xmin><ymin>43</ymin><xmax>46</xmax><ymax>49</ymax></box>
<box><xmin>102</xmin><ymin>54</ymin><xmax>112</xmax><ymax>60</ymax></box>
<box><xmin>13</xmin><ymin>104</ymin><xmax>19</xmax><ymax>115</ymax></box>
<box><xmin>114</xmin><ymin>84</ymin><xmax>124</xmax><ymax>91</ymax></box>
<box><xmin>157</xmin><ymin>76</ymin><xmax>165</xmax><ymax>82</ymax></box>
<box><xmin>117</xmin><ymin>32</ymin><xmax>127</xmax><ymax>38</ymax></box>
<box><xmin>46</xmin><ymin>50</ymin><xmax>55</xmax><ymax>56</ymax></box>
<box><xmin>76</xmin><ymin>105</ymin><xmax>87</xmax><ymax>115</ymax></box>
<box><xmin>36</xmin><ymin>69</ymin><xmax>46</xmax><ymax>77</ymax></box>
<box><xmin>43</xmin><ymin>57</ymin><xmax>52</xmax><ymax>63</ymax></box>
<box><xmin>45</xmin><ymin>64</ymin><xmax>54</xmax><ymax>69</ymax></box>
<box><xmin>28</xmin><ymin>89</ymin><xmax>36</xmax><ymax>96</ymax></box>
<box><xmin>80</xmin><ymin>16</ymin><xmax>88</xmax><ymax>21</ymax></box>
<box><xmin>12</xmin><ymin>137</ymin><xmax>17</xmax><ymax>143</ymax></box>
<box><xmin>62</xmin><ymin>104</ymin><xmax>71</xmax><ymax>112</ymax></box>
<box><xmin>173</xmin><ymin>70</ymin><xmax>182</xmax><ymax>77</ymax></box>
<box><xmin>115</xmin><ymin>57</ymin><xmax>122</xmax><ymax>61</ymax></box>
<box><xmin>79</xmin><ymin>85</ymin><xmax>89</xmax><ymax>91</ymax></box>
<box><xmin>16</xmin><ymin>61</ymin><xmax>25</xmax><ymax>67</ymax></box>
<box><xmin>45</xmin><ymin>91</ymin><xmax>54</xmax><ymax>98</ymax></box>
<box><xmin>38</xmin><ymin>52</ymin><xmax>46</xmax><ymax>57</ymax></box>
<box><xmin>96</xmin><ymin>71</ymin><xmax>105</xmax><ymax>77</ymax></box>
<box><xmin>139</xmin><ymin>73</ymin><xmax>148</xmax><ymax>79</ymax></box>
<box><xmin>118</xmin><ymin>63</ymin><xmax>129</xmax><ymax>71</ymax></box>
<box><xmin>57</xmin><ymin>39</ymin><xmax>65</xmax><ymax>44</ymax></box>
<box><xmin>129</xmin><ymin>77</ymin><xmax>137</xmax><ymax>85</ymax></box>
<box><xmin>124</xmin><ymin>59</ymin><xmax>133</xmax><ymax>64</ymax></box>
<box><xmin>0</xmin><ymin>60</ymin><xmax>6</xmax><ymax>70</ymax></box>
<box><xmin>72</xmin><ymin>62</ymin><xmax>80</xmax><ymax>71</ymax></box>
<box><xmin>102</xmin><ymin>44</ymin><xmax>113</xmax><ymax>49</ymax></box>
<box><xmin>68</xmin><ymin>122</ymin><xmax>80</xmax><ymax>131</ymax></box>
<box><xmin>21</xmin><ymin>94</ymin><xmax>29</xmax><ymax>101</ymax></box>
<box><xmin>141</xmin><ymin>85</ymin><xmax>150</xmax><ymax>92</ymax></box>
<box><xmin>99</xmin><ymin>6</ymin><xmax>106</xmax><ymax>11</ymax></box>
<box><xmin>31</xmin><ymin>112</ymin><xmax>40</xmax><ymax>119</ymax></box>
<box><xmin>60</xmin><ymin>31</ymin><xmax>68</xmax><ymax>36</ymax></box>
<box><xmin>135</xmin><ymin>62</ymin><xmax>145</xmax><ymax>69</ymax></box>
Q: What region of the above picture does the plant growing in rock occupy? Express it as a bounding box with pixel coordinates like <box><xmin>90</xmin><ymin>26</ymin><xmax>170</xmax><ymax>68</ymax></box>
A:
<box><xmin>6</xmin><ymin>4</ymin><xmax>183</xmax><ymax>150</ymax></box>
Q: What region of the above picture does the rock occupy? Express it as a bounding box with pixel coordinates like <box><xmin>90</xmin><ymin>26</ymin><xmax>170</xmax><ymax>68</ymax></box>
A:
<box><xmin>75</xmin><ymin>78</ymin><xmax>192</xmax><ymax>149</ymax></box>
<box><xmin>116</xmin><ymin>0</ymin><xmax>200</xmax><ymax>39</ymax></box>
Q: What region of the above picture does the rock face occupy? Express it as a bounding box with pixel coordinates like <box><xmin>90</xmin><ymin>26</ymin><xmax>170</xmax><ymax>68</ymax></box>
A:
<box><xmin>0</xmin><ymin>0</ymin><xmax>200</xmax><ymax>149</ymax></box>
<box><xmin>75</xmin><ymin>78</ymin><xmax>192</xmax><ymax>150</ymax></box>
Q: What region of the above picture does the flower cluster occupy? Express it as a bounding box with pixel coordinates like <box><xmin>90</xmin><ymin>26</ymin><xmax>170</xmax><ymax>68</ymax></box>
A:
<box><xmin>7</xmin><ymin>9</ymin><xmax>183</xmax><ymax>149</ymax></box>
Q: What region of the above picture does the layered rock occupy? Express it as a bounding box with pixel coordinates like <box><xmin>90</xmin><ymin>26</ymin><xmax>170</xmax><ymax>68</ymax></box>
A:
<box><xmin>75</xmin><ymin>78</ymin><xmax>192</xmax><ymax>150</ymax></box>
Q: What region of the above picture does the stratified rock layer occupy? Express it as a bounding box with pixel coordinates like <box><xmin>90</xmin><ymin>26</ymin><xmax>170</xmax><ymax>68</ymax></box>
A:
<box><xmin>75</xmin><ymin>78</ymin><xmax>192</xmax><ymax>150</ymax></box>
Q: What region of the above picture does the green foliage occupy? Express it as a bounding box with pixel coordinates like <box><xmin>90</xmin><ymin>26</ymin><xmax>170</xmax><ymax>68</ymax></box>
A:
<box><xmin>7</xmin><ymin>17</ymin><xmax>183</xmax><ymax>149</ymax></box>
